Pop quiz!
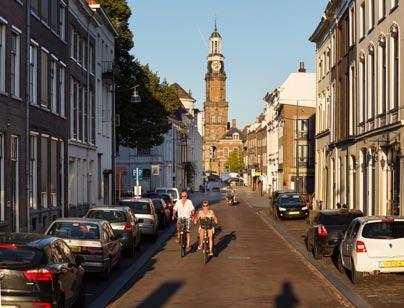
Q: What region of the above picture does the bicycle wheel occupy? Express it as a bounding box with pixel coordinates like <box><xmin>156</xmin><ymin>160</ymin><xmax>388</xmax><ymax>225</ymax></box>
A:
<box><xmin>203</xmin><ymin>232</ymin><xmax>209</xmax><ymax>264</ymax></box>
<box><xmin>181</xmin><ymin>231</ymin><xmax>186</xmax><ymax>257</ymax></box>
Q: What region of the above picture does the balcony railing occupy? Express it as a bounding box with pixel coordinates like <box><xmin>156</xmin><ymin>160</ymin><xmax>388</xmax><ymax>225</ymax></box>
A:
<box><xmin>102</xmin><ymin>61</ymin><xmax>114</xmax><ymax>81</ymax></box>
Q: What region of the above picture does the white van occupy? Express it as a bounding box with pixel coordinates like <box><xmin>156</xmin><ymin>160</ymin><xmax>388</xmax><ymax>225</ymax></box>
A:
<box><xmin>155</xmin><ymin>187</ymin><xmax>180</xmax><ymax>202</ymax></box>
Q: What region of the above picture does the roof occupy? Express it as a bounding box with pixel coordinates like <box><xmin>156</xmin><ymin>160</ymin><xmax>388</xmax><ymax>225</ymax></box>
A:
<box><xmin>51</xmin><ymin>217</ymin><xmax>108</xmax><ymax>225</ymax></box>
<box><xmin>119</xmin><ymin>197</ymin><xmax>152</xmax><ymax>203</ymax></box>
<box><xmin>87</xmin><ymin>206</ymin><xmax>131</xmax><ymax>212</ymax></box>
<box><xmin>319</xmin><ymin>209</ymin><xmax>363</xmax><ymax>215</ymax></box>
<box><xmin>355</xmin><ymin>216</ymin><xmax>404</xmax><ymax>223</ymax></box>
<box><xmin>170</xmin><ymin>83</ymin><xmax>195</xmax><ymax>101</ymax></box>
<box><xmin>210</xmin><ymin>31</ymin><xmax>222</xmax><ymax>39</ymax></box>
<box><xmin>220</xmin><ymin>127</ymin><xmax>246</xmax><ymax>141</ymax></box>
<box><xmin>0</xmin><ymin>232</ymin><xmax>55</xmax><ymax>249</ymax></box>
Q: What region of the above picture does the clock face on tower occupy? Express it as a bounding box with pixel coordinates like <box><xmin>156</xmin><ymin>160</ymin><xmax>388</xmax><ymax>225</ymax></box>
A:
<box><xmin>211</xmin><ymin>60</ymin><xmax>221</xmax><ymax>72</ymax></box>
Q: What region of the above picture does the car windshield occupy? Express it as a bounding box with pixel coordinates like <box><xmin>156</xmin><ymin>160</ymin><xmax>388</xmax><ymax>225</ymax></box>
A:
<box><xmin>278</xmin><ymin>194</ymin><xmax>304</xmax><ymax>205</ymax></box>
<box><xmin>0</xmin><ymin>246</ymin><xmax>42</xmax><ymax>268</ymax></box>
<box><xmin>362</xmin><ymin>221</ymin><xmax>404</xmax><ymax>239</ymax></box>
<box><xmin>318</xmin><ymin>213</ymin><xmax>363</xmax><ymax>225</ymax></box>
<box><xmin>167</xmin><ymin>190</ymin><xmax>177</xmax><ymax>198</ymax></box>
<box><xmin>119</xmin><ymin>201</ymin><xmax>151</xmax><ymax>214</ymax></box>
<box><xmin>47</xmin><ymin>222</ymin><xmax>100</xmax><ymax>240</ymax></box>
<box><xmin>87</xmin><ymin>210</ymin><xmax>127</xmax><ymax>223</ymax></box>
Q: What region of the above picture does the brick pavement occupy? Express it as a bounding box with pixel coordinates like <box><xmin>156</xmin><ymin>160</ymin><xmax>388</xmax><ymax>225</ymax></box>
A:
<box><xmin>240</xmin><ymin>187</ymin><xmax>404</xmax><ymax>308</ymax></box>
<box><xmin>108</xmin><ymin>190</ymin><xmax>348</xmax><ymax>308</ymax></box>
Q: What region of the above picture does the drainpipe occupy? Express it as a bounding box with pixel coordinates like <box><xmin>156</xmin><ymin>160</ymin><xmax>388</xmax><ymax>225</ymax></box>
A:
<box><xmin>26</xmin><ymin>0</ymin><xmax>31</xmax><ymax>232</ymax></box>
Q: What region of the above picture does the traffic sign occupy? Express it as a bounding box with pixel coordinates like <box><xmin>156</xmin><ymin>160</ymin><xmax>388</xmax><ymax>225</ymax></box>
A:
<box><xmin>132</xmin><ymin>168</ymin><xmax>144</xmax><ymax>181</ymax></box>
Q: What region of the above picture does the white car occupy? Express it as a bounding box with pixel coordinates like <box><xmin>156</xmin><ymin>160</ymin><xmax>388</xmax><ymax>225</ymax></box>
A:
<box><xmin>338</xmin><ymin>216</ymin><xmax>404</xmax><ymax>283</ymax></box>
<box><xmin>155</xmin><ymin>187</ymin><xmax>180</xmax><ymax>202</ymax></box>
<box><xmin>118</xmin><ymin>198</ymin><xmax>159</xmax><ymax>241</ymax></box>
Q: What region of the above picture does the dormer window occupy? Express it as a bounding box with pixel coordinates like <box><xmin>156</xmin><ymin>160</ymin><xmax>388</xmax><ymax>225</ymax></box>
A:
<box><xmin>233</xmin><ymin>133</ymin><xmax>239</xmax><ymax>140</ymax></box>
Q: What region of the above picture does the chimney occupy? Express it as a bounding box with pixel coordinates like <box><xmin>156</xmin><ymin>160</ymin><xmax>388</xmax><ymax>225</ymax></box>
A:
<box><xmin>232</xmin><ymin>119</ymin><xmax>237</xmax><ymax>128</ymax></box>
<box><xmin>298</xmin><ymin>61</ymin><xmax>306</xmax><ymax>73</ymax></box>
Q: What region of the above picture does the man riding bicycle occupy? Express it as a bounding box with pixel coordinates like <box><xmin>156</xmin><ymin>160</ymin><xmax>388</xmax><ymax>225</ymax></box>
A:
<box><xmin>225</xmin><ymin>186</ymin><xmax>235</xmax><ymax>205</ymax></box>
<box><xmin>194</xmin><ymin>200</ymin><xmax>218</xmax><ymax>256</ymax></box>
<box><xmin>172</xmin><ymin>191</ymin><xmax>195</xmax><ymax>253</ymax></box>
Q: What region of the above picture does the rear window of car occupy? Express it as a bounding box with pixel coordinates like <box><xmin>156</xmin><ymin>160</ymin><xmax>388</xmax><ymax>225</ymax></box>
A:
<box><xmin>278</xmin><ymin>194</ymin><xmax>304</xmax><ymax>204</ymax></box>
<box><xmin>362</xmin><ymin>221</ymin><xmax>404</xmax><ymax>239</ymax></box>
<box><xmin>47</xmin><ymin>222</ymin><xmax>100</xmax><ymax>240</ymax></box>
<box><xmin>0</xmin><ymin>246</ymin><xmax>42</xmax><ymax>268</ymax></box>
<box><xmin>318</xmin><ymin>213</ymin><xmax>362</xmax><ymax>225</ymax></box>
<box><xmin>167</xmin><ymin>189</ymin><xmax>177</xmax><ymax>197</ymax></box>
<box><xmin>119</xmin><ymin>201</ymin><xmax>151</xmax><ymax>214</ymax></box>
<box><xmin>87</xmin><ymin>210</ymin><xmax>127</xmax><ymax>223</ymax></box>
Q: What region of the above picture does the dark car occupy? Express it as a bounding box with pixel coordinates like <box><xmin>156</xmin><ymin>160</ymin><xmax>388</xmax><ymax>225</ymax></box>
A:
<box><xmin>85</xmin><ymin>206</ymin><xmax>141</xmax><ymax>257</ymax></box>
<box><xmin>151</xmin><ymin>198</ymin><xmax>170</xmax><ymax>228</ymax></box>
<box><xmin>158</xmin><ymin>193</ymin><xmax>174</xmax><ymax>216</ymax></box>
<box><xmin>274</xmin><ymin>192</ymin><xmax>308</xmax><ymax>220</ymax></box>
<box><xmin>142</xmin><ymin>192</ymin><xmax>162</xmax><ymax>199</ymax></box>
<box><xmin>0</xmin><ymin>233</ymin><xmax>85</xmax><ymax>307</ymax></box>
<box><xmin>45</xmin><ymin>218</ymin><xmax>122</xmax><ymax>280</ymax></box>
<box><xmin>306</xmin><ymin>209</ymin><xmax>363</xmax><ymax>259</ymax></box>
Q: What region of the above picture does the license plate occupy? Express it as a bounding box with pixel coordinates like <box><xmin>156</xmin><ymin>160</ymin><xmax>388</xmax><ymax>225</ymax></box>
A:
<box><xmin>289</xmin><ymin>211</ymin><xmax>300</xmax><ymax>215</ymax></box>
<box><xmin>380</xmin><ymin>260</ymin><xmax>404</xmax><ymax>268</ymax></box>
<box><xmin>70</xmin><ymin>246</ymin><xmax>81</xmax><ymax>253</ymax></box>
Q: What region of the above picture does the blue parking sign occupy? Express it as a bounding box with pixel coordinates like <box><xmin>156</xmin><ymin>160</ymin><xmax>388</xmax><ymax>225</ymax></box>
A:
<box><xmin>132</xmin><ymin>168</ymin><xmax>144</xmax><ymax>181</ymax></box>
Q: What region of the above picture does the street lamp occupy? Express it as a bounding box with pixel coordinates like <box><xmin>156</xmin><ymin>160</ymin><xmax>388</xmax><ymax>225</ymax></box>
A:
<box><xmin>130</xmin><ymin>85</ymin><xmax>141</xmax><ymax>104</ymax></box>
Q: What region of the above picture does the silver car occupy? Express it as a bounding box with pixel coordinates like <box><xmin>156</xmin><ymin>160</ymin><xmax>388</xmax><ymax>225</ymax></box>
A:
<box><xmin>85</xmin><ymin>206</ymin><xmax>141</xmax><ymax>257</ymax></box>
<box><xmin>118</xmin><ymin>198</ymin><xmax>159</xmax><ymax>240</ymax></box>
<box><xmin>45</xmin><ymin>218</ymin><xmax>122</xmax><ymax>280</ymax></box>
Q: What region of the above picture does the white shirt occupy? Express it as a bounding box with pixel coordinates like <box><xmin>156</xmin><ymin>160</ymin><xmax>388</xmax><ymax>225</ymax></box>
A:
<box><xmin>174</xmin><ymin>199</ymin><xmax>195</xmax><ymax>219</ymax></box>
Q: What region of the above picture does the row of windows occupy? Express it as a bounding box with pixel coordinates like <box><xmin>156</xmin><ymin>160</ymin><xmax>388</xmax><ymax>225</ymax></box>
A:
<box><xmin>358</xmin><ymin>26</ymin><xmax>399</xmax><ymax>123</ymax></box>
<box><xmin>70</xmin><ymin>78</ymin><xmax>96</xmax><ymax>144</ymax></box>
<box><xmin>29</xmin><ymin>134</ymin><xmax>64</xmax><ymax>210</ymax></box>
<box><xmin>359</xmin><ymin>0</ymin><xmax>399</xmax><ymax>39</ymax></box>
<box><xmin>31</xmin><ymin>0</ymin><xmax>66</xmax><ymax>41</ymax></box>
<box><xmin>29</xmin><ymin>43</ymin><xmax>66</xmax><ymax>116</ymax></box>
<box><xmin>70</xmin><ymin>27</ymin><xmax>95</xmax><ymax>74</ymax></box>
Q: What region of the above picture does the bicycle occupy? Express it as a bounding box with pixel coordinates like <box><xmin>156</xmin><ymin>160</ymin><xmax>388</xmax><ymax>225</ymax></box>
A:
<box><xmin>178</xmin><ymin>217</ymin><xmax>188</xmax><ymax>257</ymax></box>
<box><xmin>201</xmin><ymin>226</ymin><xmax>210</xmax><ymax>263</ymax></box>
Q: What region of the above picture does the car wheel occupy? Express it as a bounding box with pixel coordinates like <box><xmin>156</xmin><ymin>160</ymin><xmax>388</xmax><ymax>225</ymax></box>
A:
<box><xmin>102</xmin><ymin>260</ymin><xmax>111</xmax><ymax>281</ymax></box>
<box><xmin>313</xmin><ymin>243</ymin><xmax>323</xmax><ymax>260</ymax></box>
<box><xmin>337</xmin><ymin>253</ymin><xmax>345</xmax><ymax>273</ymax></box>
<box><xmin>127</xmin><ymin>241</ymin><xmax>135</xmax><ymax>257</ymax></box>
<box><xmin>351</xmin><ymin>259</ymin><xmax>363</xmax><ymax>284</ymax></box>
<box><xmin>58</xmin><ymin>295</ymin><xmax>65</xmax><ymax>308</ymax></box>
<box><xmin>304</xmin><ymin>235</ymin><xmax>311</xmax><ymax>252</ymax></box>
<box><xmin>73</xmin><ymin>285</ymin><xmax>85</xmax><ymax>308</ymax></box>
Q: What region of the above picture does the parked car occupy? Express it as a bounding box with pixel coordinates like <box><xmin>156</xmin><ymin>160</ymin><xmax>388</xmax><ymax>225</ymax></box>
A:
<box><xmin>306</xmin><ymin>209</ymin><xmax>363</xmax><ymax>259</ymax></box>
<box><xmin>225</xmin><ymin>177</ymin><xmax>246</xmax><ymax>187</ymax></box>
<box><xmin>273</xmin><ymin>192</ymin><xmax>309</xmax><ymax>220</ymax></box>
<box><xmin>151</xmin><ymin>198</ymin><xmax>170</xmax><ymax>228</ymax></box>
<box><xmin>339</xmin><ymin>216</ymin><xmax>404</xmax><ymax>283</ymax></box>
<box><xmin>269</xmin><ymin>190</ymin><xmax>289</xmax><ymax>207</ymax></box>
<box><xmin>85</xmin><ymin>206</ymin><xmax>141</xmax><ymax>257</ymax></box>
<box><xmin>142</xmin><ymin>192</ymin><xmax>163</xmax><ymax>199</ymax></box>
<box><xmin>155</xmin><ymin>187</ymin><xmax>180</xmax><ymax>202</ymax></box>
<box><xmin>118</xmin><ymin>198</ymin><xmax>159</xmax><ymax>240</ymax></box>
<box><xmin>45</xmin><ymin>218</ymin><xmax>122</xmax><ymax>280</ymax></box>
<box><xmin>0</xmin><ymin>233</ymin><xmax>85</xmax><ymax>307</ymax></box>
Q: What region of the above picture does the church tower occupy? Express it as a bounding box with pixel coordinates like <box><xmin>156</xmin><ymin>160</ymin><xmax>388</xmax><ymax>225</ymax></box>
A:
<box><xmin>203</xmin><ymin>23</ymin><xmax>228</xmax><ymax>174</ymax></box>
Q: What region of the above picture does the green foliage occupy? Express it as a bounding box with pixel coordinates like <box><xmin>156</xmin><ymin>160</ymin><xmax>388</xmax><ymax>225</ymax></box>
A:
<box><xmin>184</xmin><ymin>161</ymin><xmax>196</xmax><ymax>185</ymax></box>
<box><xmin>98</xmin><ymin>0</ymin><xmax>182</xmax><ymax>149</ymax></box>
<box><xmin>227</xmin><ymin>147</ymin><xmax>245</xmax><ymax>173</ymax></box>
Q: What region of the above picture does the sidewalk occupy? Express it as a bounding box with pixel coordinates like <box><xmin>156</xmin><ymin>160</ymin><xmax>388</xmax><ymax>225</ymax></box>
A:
<box><xmin>239</xmin><ymin>186</ymin><xmax>404</xmax><ymax>308</ymax></box>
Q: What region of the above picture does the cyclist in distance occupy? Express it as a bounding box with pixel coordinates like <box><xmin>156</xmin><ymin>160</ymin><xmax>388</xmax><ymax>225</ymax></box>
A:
<box><xmin>172</xmin><ymin>191</ymin><xmax>195</xmax><ymax>253</ymax></box>
<box><xmin>194</xmin><ymin>200</ymin><xmax>218</xmax><ymax>256</ymax></box>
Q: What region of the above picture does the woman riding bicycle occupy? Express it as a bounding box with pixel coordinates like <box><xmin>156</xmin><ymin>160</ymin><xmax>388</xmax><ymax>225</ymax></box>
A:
<box><xmin>194</xmin><ymin>200</ymin><xmax>218</xmax><ymax>256</ymax></box>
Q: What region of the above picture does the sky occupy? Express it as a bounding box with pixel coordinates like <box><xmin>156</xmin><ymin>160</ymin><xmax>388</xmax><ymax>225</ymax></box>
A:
<box><xmin>128</xmin><ymin>1</ymin><xmax>326</xmax><ymax>129</ymax></box>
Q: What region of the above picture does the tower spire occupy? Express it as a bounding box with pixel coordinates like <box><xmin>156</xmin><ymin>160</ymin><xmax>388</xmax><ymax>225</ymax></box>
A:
<box><xmin>214</xmin><ymin>17</ymin><xmax>217</xmax><ymax>32</ymax></box>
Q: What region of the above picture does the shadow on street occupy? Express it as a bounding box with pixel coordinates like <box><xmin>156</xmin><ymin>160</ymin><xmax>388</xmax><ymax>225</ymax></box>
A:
<box><xmin>214</xmin><ymin>231</ymin><xmax>236</xmax><ymax>257</ymax></box>
<box><xmin>137</xmin><ymin>281</ymin><xmax>183</xmax><ymax>308</ymax></box>
<box><xmin>274</xmin><ymin>282</ymin><xmax>300</xmax><ymax>308</ymax></box>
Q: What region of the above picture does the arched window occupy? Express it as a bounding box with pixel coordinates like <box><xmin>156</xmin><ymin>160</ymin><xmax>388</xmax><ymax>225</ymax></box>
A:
<box><xmin>390</xmin><ymin>24</ymin><xmax>399</xmax><ymax>111</ymax></box>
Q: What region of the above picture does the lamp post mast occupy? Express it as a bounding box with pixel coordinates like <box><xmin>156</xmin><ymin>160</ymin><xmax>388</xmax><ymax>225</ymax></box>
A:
<box><xmin>296</xmin><ymin>100</ymin><xmax>299</xmax><ymax>193</ymax></box>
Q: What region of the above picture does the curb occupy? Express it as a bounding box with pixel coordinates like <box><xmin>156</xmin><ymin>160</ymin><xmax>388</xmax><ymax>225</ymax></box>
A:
<box><xmin>255</xmin><ymin>207</ymin><xmax>371</xmax><ymax>308</ymax></box>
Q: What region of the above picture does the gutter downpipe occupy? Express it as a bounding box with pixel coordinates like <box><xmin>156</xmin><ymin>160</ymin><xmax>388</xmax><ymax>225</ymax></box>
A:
<box><xmin>26</xmin><ymin>0</ymin><xmax>31</xmax><ymax>232</ymax></box>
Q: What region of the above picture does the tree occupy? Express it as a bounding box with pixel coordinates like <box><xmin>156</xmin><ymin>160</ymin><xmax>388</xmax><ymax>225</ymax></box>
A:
<box><xmin>98</xmin><ymin>0</ymin><xmax>181</xmax><ymax>149</ymax></box>
<box><xmin>227</xmin><ymin>147</ymin><xmax>244</xmax><ymax>173</ymax></box>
